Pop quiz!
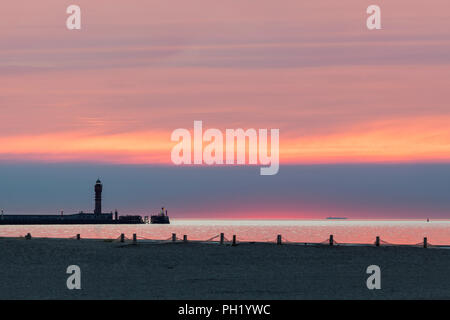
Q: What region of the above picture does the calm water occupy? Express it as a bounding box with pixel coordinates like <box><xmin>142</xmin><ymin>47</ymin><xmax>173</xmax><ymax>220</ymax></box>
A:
<box><xmin>1</xmin><ymin>219</ymin><xmax>449</xmax><ymax>245</ymax></box>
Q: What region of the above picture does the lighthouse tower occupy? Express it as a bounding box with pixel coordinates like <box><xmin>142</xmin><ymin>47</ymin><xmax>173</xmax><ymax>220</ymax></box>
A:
<box><xmin>94</xmin><ymin>179</ymin><xmax>102</xmax><ymax>215</ymax></box>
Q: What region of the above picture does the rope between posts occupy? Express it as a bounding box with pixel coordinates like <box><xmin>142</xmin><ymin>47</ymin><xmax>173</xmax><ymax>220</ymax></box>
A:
<box><xmin>137</xmin><ymin>235</ymin><xmax>153</xmax><ymax>240</ymax></box>
<box><xmin>55</xmin><ymin>233</ymin><xmax>440</xmax><ymax>248</ymax></box>
<box><xmin>204</xmin><ymin>234</ymin><xmax>220</xmax><ymax>242</ymax></box>
<box><xmin>281</xmin><ymin>236</ymin><xmax>295</xmax><ymax>244</ymax></box>
<box><xmin>380</xmin><ymin>239</ymin><xmax>396</xmax><ymax>246</ymax></box>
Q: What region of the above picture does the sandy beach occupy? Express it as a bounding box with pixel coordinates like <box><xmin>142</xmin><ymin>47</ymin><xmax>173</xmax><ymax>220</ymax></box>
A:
<box><xmin>0</xmin><ymin>238</ymin><xmax>449</xmax><ymax>300</ymax></box>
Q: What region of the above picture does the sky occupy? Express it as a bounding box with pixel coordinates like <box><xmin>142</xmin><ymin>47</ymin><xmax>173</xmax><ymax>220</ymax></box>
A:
<box><xmin>0</xmin><ymin>1</ymin><xmax>450</xmax><ymax>218</ymax></box>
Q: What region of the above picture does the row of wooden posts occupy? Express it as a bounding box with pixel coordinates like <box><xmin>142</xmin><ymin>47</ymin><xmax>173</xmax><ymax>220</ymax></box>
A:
<box><xmin>119</xmin><ymin>233</ymin><xmax>429</xmax><ymax>248</ymax></box>
<box><xmin>114</xmin><ymin>233</ymin><xmax>240</xmax><ymax>245</ymax></box>
<box><xmin>23</xmin><ymin>232</ymin><xmax>429</xmax><ymax>248</ymax></box>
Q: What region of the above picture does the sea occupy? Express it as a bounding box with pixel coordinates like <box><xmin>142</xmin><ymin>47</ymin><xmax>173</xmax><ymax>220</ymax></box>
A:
<box><xmin>1</xmin><ymin>219</ymin><xmax>449</xmax><ymax>245</ymax></box>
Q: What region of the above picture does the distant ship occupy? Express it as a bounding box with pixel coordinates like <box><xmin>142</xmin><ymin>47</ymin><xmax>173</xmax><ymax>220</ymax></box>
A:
<box><xmin>150</xmin><ymin>207</ymin><xmax>170</xmax><ymax>224</ymax></box>
<box><xmin>0</xmin><ymin>179</ymin><xmax>144</xmax><ymax>225</ymax></box>
<box><xmin>326</xmin><ymin>217</ymin><xmax>348</xmax><ymax>220</ymax></box>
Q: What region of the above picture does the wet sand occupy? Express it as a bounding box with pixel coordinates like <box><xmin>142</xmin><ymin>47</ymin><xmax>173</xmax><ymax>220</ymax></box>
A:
<box><xmin>0</xmin><ymin>238</ymin><xmax>449</xmax><ymax>299</ymax></box>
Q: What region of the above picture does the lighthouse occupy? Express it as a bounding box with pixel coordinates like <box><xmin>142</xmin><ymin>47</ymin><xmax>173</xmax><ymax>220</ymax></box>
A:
<box><xmin>94</xmin><ymin>179</ymin><xmax>102</xmax><ymax>215</ymax></box>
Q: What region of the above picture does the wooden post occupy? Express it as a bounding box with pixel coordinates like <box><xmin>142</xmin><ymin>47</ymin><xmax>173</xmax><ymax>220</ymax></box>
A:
<box><xmin>25</xmin><ymin>233</ymin><xmax>32</xmax><ymax>240</ymax></box>
<box><xmin>277</xmin><ymin>235</ymin><xmax>282</xmax><ymax>245</ymax></box>
<box><xmin>329</xmin><ymin>234</ymin><xmax>334</xmax><ymax>246</ymax></box>
<box><xmin>424</xmin><ymin>237</ymin><xmax>428</xmax><ymax>248</ymax></box>
<box><xmin>172</xmin><ymin>233</ymin><xmax>176</xmax><ymax>242</ymax></box>
<box><xmin>76</xmin><ymin>234</ymin><xmax>81</xmax><ymax>240</ymax></box>
<box><xmin>375</xmin><ymin>236</ymin><xmax>380</xmax><ymax>247</ymax></box>
<box><xmin>133</xmin><ymin>233</ymin><xmax>137</xmax><ymax>243</ymax></box>
<box><xmin>220</xmin><ymin>233</ymin><xmax>224</xmax><ymax>245</ymax></box>
<box><xmin>120</xmin><ymin>233</ymin><xmax>125</xmax><ymax>243</ymax></box>
<box><xmin>183</xmin><ymin>235</ymin><xmax>187</xmax><ymax>243</ymax></box>
<box><xmin>232</xmin><ymin>235</ymin><xmax>237</xmax><ymax>246</ymax></box>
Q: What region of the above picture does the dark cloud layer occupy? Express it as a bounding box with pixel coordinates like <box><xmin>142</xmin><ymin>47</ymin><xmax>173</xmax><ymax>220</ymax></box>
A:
<box><xmin>0</xmin><ymin>163</ymin><xmax>449</xmax><ymax>219</ymax></box>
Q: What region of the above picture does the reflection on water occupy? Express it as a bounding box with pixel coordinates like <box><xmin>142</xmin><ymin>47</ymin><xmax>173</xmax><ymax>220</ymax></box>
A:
<box><xmin>0</xmin><ymin>220</ymin><xmax>449</xmax><ymax>245</ymax></box>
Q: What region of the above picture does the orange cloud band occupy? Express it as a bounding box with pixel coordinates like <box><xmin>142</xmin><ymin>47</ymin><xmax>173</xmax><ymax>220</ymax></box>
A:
<box><xmin>1</xmin><ymin>116</ymin><xmax>450</xmax><ymax>164</ymax></box>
